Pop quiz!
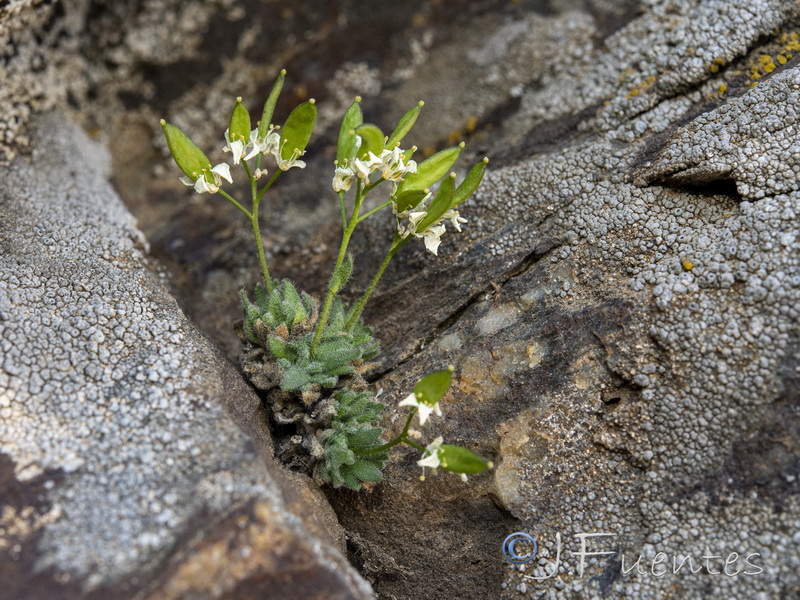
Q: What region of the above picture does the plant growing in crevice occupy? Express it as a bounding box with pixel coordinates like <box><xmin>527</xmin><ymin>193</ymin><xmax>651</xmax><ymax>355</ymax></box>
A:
<box><xmin>160</xmin><ymin>69</ymin><xmax>492</xmax><ymax>489</ymax></box>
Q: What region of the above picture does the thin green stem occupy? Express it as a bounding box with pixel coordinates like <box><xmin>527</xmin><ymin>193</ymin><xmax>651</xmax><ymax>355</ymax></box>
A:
<box><xmin>251</xmin><ymin>212</ymin><xmax>272</xmax><ymax>293</ymax></box>
<box><xmin>249</xmin><ymin>168</ymin><xmax>281</xmax><ymax>294</ymax></box>
<box><xmin>353</xmin><ymin>410</ymin><xmax>416</xmax><ymax>455</ymax></box>
<box><xmin>242</xmin><ymin>159</ymin><xmax>254</xmax><ymax>186</ymax></box>
<box><xmin>345</xmin><ymin>236</ymin><xmax>408</xmax><ymax>331</ymax></box>
<box><xmin>357</xmin><ymin>199</ymin><xmax>393</xmax><ymax>224</ymax></box>
<box><xmin>256</xmin><ymin>170</ymin><xmax>281</xmax><ymax>202</ymax></box>
<box><xmin>310</xmin><ymin>178</ymin><xmax>366</xmax><ymax>354</ymax></box>
<box><xmin>218</xmin><ymin>190</ymin><xmax>252</xmax><ymax>219</ymax></box>
<box><xmin>402</xmin><ymin>438</ymin><xmax>425</xmax><ymax>452</ymax></box>
<box><xmin>338</xmin><ymin>190</ymin><xmax>347</xmax><ymax>229</ymax></box>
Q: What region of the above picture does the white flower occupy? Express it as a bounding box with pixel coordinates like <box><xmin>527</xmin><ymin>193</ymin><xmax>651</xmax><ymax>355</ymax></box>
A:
<box><xmin>442</xmin><ymin>208</ymin><xmax>467</xmax><ymax>232</ymax></box>
<box><xmin>379</xmin><ymin>147</ymin><xmax>417</xmax><ymax>182</ymax></box>
<box><xmin>396</xmin><ymin>209</ymin><xmax>427</xmax><ymax>238</ymax></box>
<box><xmin>398</xmin><ymin>391</ymin><xmax>442</xmax><ymax>426</ymax></box>
<box><xmin>352</xmin><ymin>152</ymin><xmax>383</xmax><ymax>179</ymax></box>
<box><xmin>180</xmin><ymin>163</ymin><xmax>232</xmax><ymax>194</ymax></box>
<box><xmin>223</xmin><ymin>128</ymin><xmax>247</xmax><ymax>164</ymax></box>
<box><xmin>332</xmin><ymin>166</ymin><xmax>355</xmax><ymax>192</ymax></box>
<box><xmin>418</xmin><ymin>223</ymin><xmax>446</xmax><ymax>255</ymax></box>
<box><xmin>273</xmin><ymin>140</ymin><xmax>306</xmax><ymax>171</ymax></box>
<box><xmin>244</xmin><ymin>127</ymin><xmax>281</xmax><ymax>161</ymax></box>
<box><xmin>417</xmin><ymin>436</ymin><xmax>444</xmax><ymax>480</ymax></box>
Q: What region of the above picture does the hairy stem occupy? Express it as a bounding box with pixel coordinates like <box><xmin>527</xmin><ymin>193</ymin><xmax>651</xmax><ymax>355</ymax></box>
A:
<box><xmin>310</xmin><ymin>178</ymin><xmax>366</xmax><ymax>354</ymax></box>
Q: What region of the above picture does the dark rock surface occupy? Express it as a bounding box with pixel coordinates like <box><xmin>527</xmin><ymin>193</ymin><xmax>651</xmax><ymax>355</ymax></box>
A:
<box><xmin>0</xmin><ymin>114</ymin><xmax>371</xmax><ymax>599</ymax></box>
<box><xmin>3</xmin><ymin>0</ymin><xmax>800</xmax><ymax>599</ymax></box>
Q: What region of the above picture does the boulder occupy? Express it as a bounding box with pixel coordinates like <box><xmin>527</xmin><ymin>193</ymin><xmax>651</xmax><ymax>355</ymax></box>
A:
<box><xmin>0</xmin><ymin>114</ymin><xmax>372</xmax><ymax>600</ymax></box>
<box><xmin>4</xmin><ymin>0</ymin><xmax>800</xmax><ymax>599</ymax></box>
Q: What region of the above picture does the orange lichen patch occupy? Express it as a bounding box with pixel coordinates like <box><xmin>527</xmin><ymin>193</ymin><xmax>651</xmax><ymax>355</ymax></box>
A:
<box><xmin>748</xmin><ymin>31</ymin><xmax>799</xmax><ymax>88</ymax></box>
<box><xmin>709</xmin><ymin>57</ymin><xmax>725</xmax><ymax>74</ymax></box>
<box><xmin>625</xmin><ymin>75</ymin><xmax>656</xmax><ymax>99</ymax></box>
<box><xmin>780</xmin><ymin>31</ymin><xmax>800</xmax><ymax>51</ymax></box>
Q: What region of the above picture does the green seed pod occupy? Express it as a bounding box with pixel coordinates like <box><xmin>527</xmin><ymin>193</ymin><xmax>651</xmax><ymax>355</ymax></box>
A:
<box><xmin>393</xmin><ymin>189</ymin><xmax>429</xmax><ymax>213</ymax></box>
<box><xmin>454</xmin><ymin>157</ymin><xmax>488</xmax><ymax>205</ymax></box>
<box><xmin>258</xmin><ymin>69</ymin><xmax>286</xmax><ymax>138</ymax></box>
<box><xmin>395</xmin><ymin>143</ymin><xmax>462</xmax><ymax>195</ymax></box>
<box><xmin>413</xmin><ymin>367</ymin><xmax>453</xmax><ymax>406</ymax></box>
<box><xmin>160</xmin><ymin>120</ymin><xmax>211</xmax><ymax>180</ymax></box>
<box><xmin>353</xmin><ymin>124</ymin><xmax>384</xmax><ymax>160</ymax></box>
<box><xmin>385</xmin><ymin>101</ymin><xmax>423</xmax><ymax>149</ymax></box>
<box><xmin>337</xmin><ymin>97</ymin><xmax>363</xmax><ymax>164</ymax></box>
<box><xmin>438</xmin><ymin>445</ymin><xmax>491</xmax><ymax>475</ymax></box>
<box><xmin>280</xmin><ymin>100</ymin><xmax>317</xmax><ymax>161</ymax></box>
<box><xmin>228</xmin><ymin>97</ymin><xmax>251</xmax><ymax>143</ymax></box>
<box><xmin>416</xmin><ymin>172</ymin><xmax>455</xmax><ymax>233</ymax></box>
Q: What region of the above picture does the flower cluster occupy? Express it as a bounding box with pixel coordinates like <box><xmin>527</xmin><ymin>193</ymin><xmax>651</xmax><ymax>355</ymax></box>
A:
<box><xmin>332</xmin><ymin>145</ymin><xmax>418</xmax><ymax>194</ymax></box>
<box><xmin>159</xmin><ymin>69</ymin><xmax>491</xmax><ymax>491</ymax></box>
<box><xmin>395</xmin><ymin>368</ymin><xmax>493</xmax><ymax>483</ymax></box>
<box><xmin>394</xmin><ymin>190</ymin><xmax>469</xmax><ymax>255</ymax></box>
<box><xmin>223</xmin><ymin>122</ymin><xmax>281</xmax><ymax>166</ymax></box>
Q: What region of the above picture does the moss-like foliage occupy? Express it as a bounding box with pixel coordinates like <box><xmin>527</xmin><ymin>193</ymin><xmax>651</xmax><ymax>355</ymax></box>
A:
<box><xmin>240</xmin><ymin>279</ymin><xmax>316</xmax><ymax>342</ymax></box>
<box><xmin>316</xmin><ymin>390</ymin><xmax>388</xmax><ymax>490</ymax></box>
<box><xmin>240</xmin><ymin>281</ymin><xmax>380</xmax><ymax>391</ymax></box>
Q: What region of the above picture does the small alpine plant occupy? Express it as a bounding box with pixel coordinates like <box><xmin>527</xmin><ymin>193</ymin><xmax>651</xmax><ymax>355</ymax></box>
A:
<box><xmin>160</xmin><ymin>69</ymin><xmax>491</xmax><ymax>490</ymax></box>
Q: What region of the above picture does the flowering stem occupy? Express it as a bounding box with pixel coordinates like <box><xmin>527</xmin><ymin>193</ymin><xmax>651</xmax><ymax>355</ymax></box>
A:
<box><xmin>357</xmin><ymin>199</ymin><xmax>393</xmax><ymax>224</ymax></box>
<box><xmin>345</xmin><ymin>235</ymin><xmax>408</xmax><ymax>331</ymax></box>
<box><xmin>256</xmin><ymin>169</ymin><xmax>281</xmax><ymax>202</ymax></box>
<box><xmin>338</xmin><ymin>190</ymin><xmax>347</xmax><ymax>229</ymax></box>
<box><xmin>250</xmin><ymin>211</ymin><xmax>272</xmax><ymax>294</ymax></box>
<box><xmin>250</xmin><ymin>169</ymin><xmax>281</xmax><ymax>294</ymax></box>
<box><xmin>310</xmin><ymin>178</ymin><xmax>366</xmax><ymax>355</ymax></box>
<box><xmin>353</xmin><ymin>409</ymin><xmax>416</xmax><ymax>455</ymax></box>
<box><xmin>218</xmin><ymin>190</ymin><xmax>252</xmax><ymax>219</ymax></box>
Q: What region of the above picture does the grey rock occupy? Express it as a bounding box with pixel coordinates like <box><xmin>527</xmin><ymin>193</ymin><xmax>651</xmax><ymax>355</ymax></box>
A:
<box><xmin>0</xmin><ymin>113</ymin><xmax>372</xmax><ymax>600</ymax></box>
<box><xmin>4</xmin><ymin>0</ymin><xmax>800</xmax><ymax>599</ymax></box>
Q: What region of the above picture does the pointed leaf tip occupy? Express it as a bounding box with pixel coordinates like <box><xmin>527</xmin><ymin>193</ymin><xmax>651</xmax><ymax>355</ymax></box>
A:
<box><xmin>259</xmin><ymin>70</ymin><xmax>287</xmax><ymax>138</ymax></box>
<box><xmin>454</xmin><ymin>158</ymin><xmax>488</xmax><ymax>205</ymax></box>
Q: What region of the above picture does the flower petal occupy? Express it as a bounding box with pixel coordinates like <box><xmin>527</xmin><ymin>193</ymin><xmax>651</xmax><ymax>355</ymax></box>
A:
<box><xmin>211</xmin><ymin>162</ymin><xmax>233</xmax><ymax>184</ymax></box>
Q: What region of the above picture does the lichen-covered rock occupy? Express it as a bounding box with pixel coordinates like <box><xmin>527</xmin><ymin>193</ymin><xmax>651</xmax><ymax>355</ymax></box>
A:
<box><xmin>638</xmin><ymin>66</ymin><xmax>800</xmax><ymax>200</ymax></box>
<box><xmin>315</xmin><ymin>3</ymin><xmax>800</xmax><ymax>600</ymax></box>
<box><xmin>0</xmin><ymin>113</ymin><xmax>372</xmax><ymax>600</ymax></box>
<box><xmin>6</xmin><ymin>0</ymin><xmax>800</xmax><ymax>599</ymax></box>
